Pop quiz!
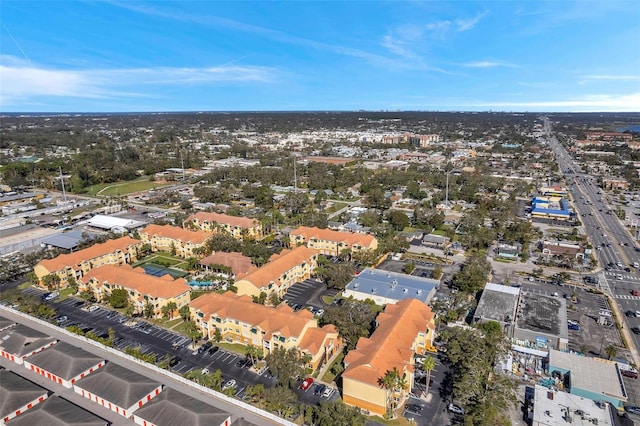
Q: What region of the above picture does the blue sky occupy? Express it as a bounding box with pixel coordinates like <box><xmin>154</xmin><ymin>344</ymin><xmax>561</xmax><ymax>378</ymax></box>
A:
<box><xmin>1</xmin><ymin>1</ymin><xmax>639</xmax><ymax>112</ymax></box>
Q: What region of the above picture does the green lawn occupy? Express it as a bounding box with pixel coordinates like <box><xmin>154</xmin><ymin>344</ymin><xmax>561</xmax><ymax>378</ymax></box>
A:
<box><xmin>58</xmin><ymin>288</ymin><xmax>76</xmax><ymax>299</ymax></box>
<box><xmin>132</xmin><ymin>252</ymin><xmax>186</xmax><ymax>268</ymax></box>
<box><xmin>84</xmin><ymin>178</ymin><xmax>171</xmax><ymax>197</ymax></box>
<box><xmin>216</xmin><ymin>342</ymin><xmax>252</xmax><ymax>356</ymax></box>
<box><xmin>325</xmin><ymin>202</ymin><xmax>347</xmax><ymax>214</ymax></box>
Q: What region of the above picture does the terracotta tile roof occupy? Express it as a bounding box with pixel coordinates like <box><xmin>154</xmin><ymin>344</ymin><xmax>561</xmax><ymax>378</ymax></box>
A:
<box><xmin>186</xmin><ymin>212</ymin><xmax>258</xmax><ymax>229</ymax></box>
<box><xmin>343</xmin><ymin>299</ymin><xmax>434</xmax><ymax>387</ymax></box>
<box><xmin>37</xmin><ymin>236</ymin><xmax>141</xmax><ymax>272</ymax></box>
<box><xmin>82</xmin><ymin>264</ymin><xmax>190</xmax><ymax>299</ymax></box>
<box><xmin>190</xmin><ymin>291</ymin><xmax>315</xmax><ymax>339</ymax></box>
<box><xmin>141</xmin><ymin>224</ymin><xmax>211</xmax><ymax>244</ymax></box>
<box><xmin>200</xmin><ymin>252</ymin><xmax>256</xmax><ymax>277</ymax></box>
<box><xmin>239</xmin><ymin>246</ymin><xmax>318</xmax><ymax>288</ymax></box>
<box><xmin>298</xmin><ymin>324</ymin><xmax>338</xmax><ymax>355</ymax></box>
<box><xmin>291</xmin><ymin>226</ymin><xmax>376</xmax><ymax>248</ymax></box>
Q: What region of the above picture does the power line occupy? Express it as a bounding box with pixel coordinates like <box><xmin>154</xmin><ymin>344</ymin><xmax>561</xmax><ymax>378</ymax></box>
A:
<box><xmin>1</xmin><ymin>21</ymin><xmax>32</xmax><ymax>66</ymax></box>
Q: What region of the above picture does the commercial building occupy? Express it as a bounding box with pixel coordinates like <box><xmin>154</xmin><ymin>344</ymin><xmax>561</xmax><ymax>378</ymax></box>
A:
<box><xmin>474</xmin><ymin>284</ymin><xmax>568</xmax><ymax>354</ymax></box>
<box><xmin>185</xmin><ymin>212</ymin><xmax>263</xmax><ymax>240</ymax></box>
<box><xmin>139</xmin><ymin>224</ymin><xmax>212</xmax><ymax>258</ymax></box>
<box><xmin>190</xmin><ymin>291</ymin><xmax>341</xmax><ymax>371</ymax></box>
<box><xmin>86</xmin><ymin>214</ymin><xmax>147</xmax><ymax>233</ymax></box>
<box><xmin>342</xmin><ymin>299</ymin><xmax>436</xmax><ymax>416</ymax></box>
<box><xmin>5</xmin><ymin>395</ymin><xmax>109</xmax><ymax>426</ymax></box>
<box><xmin>132</xmin><ymin>387</ymin><xmax>231</xmax><ymax>426</ymax></box>
<box><xmin>548</xmin><ymin>350</ymin><xmax>627</xmax><ymax>409</ymax></box>
<box><xmin>33</xmin><ymin>236</ymin><xmax>143</xmax><ymax>287</ymax></box>
<box><xmin>23</xmin><ymin>342</ymin><xmax>105</xmax><ymax>389</ymax></box>
<box><xmin>473</xmin><ymin>283</ymin><xmax>520</xmax><ymax>334</ymax></box>
<box><xmin>79</xmin><ymin>265</ymin><xmax>190</xmax><ymax>319</ymax></box>
<box><xmin>0</xmin><ymin>192</ymin><xmax>44</xmax><ymax>207</ymax></box>
<box><xmin>73</xmin><ymin>362</ymin><xmax>163</xmax><ymax>419</ymax></box>
<box><xmin>289</xmin><ymin>226</ymin><xmax>378</xmax><ymax>257</ymax></box>
<box><xmin>234</xmin><ymin>246</ymin><xmax>319</xmax><ymax>298</ymax></box>
<box><xmin>342</xmin><ymin>268</ymin><xmax>439</xmax><ymax>306</ymax></box>
<box><xmin>0</xmin><ymin>369</ymin><xmax>49</xmax><ymax>424</ymax></box>
<box><xmin>529</xmin><ymin>385</ymin><xmax>614</xmax><ymax>426</ymax></box>
<box><xmin>0</xmin><ymin>324</ymin><xmax>57</xmax><ymax>365</ymax></box>
<box><xmin>530</xmin><ymin>197</ymin><xmax>571</xmax><ymax>221</ymax></box>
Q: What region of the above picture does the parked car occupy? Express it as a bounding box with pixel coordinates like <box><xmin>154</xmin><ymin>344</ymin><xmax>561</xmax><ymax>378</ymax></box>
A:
<box><xmin>448</xmin><ymin>404</ymin><xmax>464</xmax><ymax>415</ymax></box>
<box><xmin>223</xmin><ymin>379</ymin><xmax>237</xmax><ymax>390</ymax></box>
<box><xmin>322</xmin><ymin>386</ymin><xmax>335</xmax><ymax>398</ymax></box>
<box><xmin>632</xmin><ymin>327</ymin><xmax>640</xmax><ymax>335</ymax></box>
<box><xmin>405</xmin><ymin>404</ymin><xmax>423</xmax><ymax>414</ymax></box>
<box><xmin>300</xmin><ymin>377</ymin><xmax>314</xmax><ymax>390</ymax></box>
<box><xmin>168</xmin><ymin>356</ymin><xmax>181</xmax><ymax>367</ymax></box>
<box><xmin>314</xmin><ymin>384</ymin><xmax>326</xmax><ymax>396</ymax></box>
<box><xmin>208</xmin><ymin>346</ymin><xmax>219</xmax><ymax>355</ymax></box>
<box><xmin>55</xmin><ymin>315</ymin><xmax>68</xmax><ymax>324</ymax></box>
<box><xmin>626</xmin><ymin>406</ymin><xmax>640</xmax><ymax>415</ymax></box>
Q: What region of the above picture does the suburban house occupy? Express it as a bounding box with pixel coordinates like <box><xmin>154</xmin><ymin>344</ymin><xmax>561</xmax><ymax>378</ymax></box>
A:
<box><xmin>234</xmin><ymin>246</ymin><xmax>319</xmax><ymax>298</ymax></box>
<box><xmin>79</xmin><ymin>265</ymin><xmax>190</xmax><ymax>318</ymax></box>
<box><xmin>190</xmin><ymin>291</ymin><xmax>342</xmax><ymax>371</ymax></box>
<box><xmin>185</xmin><ymin>211</ymin><xmax>263</xmax><ymax>240</ymax></box>
<box><xmin>342</xmin><ymin>299</ymin><xmax>436</xmax><ymax>417</ymax></box>
<box><xmin>541</xmin><ymin>241</ymin><xmax>585</xmax><ymax>261</ymax></box>
<box><xmin>138</xmin><ymin>224</ymin><xmax>212</xmax><ymax>258</ymax></box>
<box><xmin>33</xmin><ymin>236</ymin><xmax>143</xmax><ymax>287</ymax></box>
<box><xmin>289</xmin><ymin>226</ymin><xmax>378</xmax><ymax>257</ymax></box>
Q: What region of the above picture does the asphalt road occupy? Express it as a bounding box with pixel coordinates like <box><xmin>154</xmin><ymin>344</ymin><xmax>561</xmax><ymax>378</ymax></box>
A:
<box><xmin>544</xmin><ymin>117</ymin><xmax>640</xmax><ymax>354</ymax></box>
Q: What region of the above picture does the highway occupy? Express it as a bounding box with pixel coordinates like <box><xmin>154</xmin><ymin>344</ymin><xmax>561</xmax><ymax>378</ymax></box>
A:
<box><xmin>543</xmin><ymin>117</ymin><xmax>640</xmax><ymax>352</ymax></box>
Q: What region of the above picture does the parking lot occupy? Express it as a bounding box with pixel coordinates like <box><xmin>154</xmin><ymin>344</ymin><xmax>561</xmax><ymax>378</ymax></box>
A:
<box><xmin>283</xmin><ymin>278</ymin><xmax>337</xmax><ymax>311</ymax></box>
<box><xmin>20</xmin><ymin>286</ymin><xmax>340</xmax><ymax>406</ymax></box>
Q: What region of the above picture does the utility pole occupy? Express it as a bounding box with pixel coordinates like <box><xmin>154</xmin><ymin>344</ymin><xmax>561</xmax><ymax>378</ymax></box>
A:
<box><xmin>59</xmin><ymin>167</ymin><xmax>67</xmax><ymax>203</ymax></box>
<box><xmin>293</xmin><ymin>154</ymin><xmax>297</xmax><ymax>191</ymax></box>
<box><xmin>180</xmin><ymin>151</ymin><xmax>185</xmax><ymax>182</ymax></box>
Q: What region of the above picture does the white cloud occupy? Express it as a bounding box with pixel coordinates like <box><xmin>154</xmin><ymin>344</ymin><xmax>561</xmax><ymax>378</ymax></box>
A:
<box><xmin>470</xmin><ymin>93</ymin><xmax>640</xmax><ymax>112</ymax></box>
<box><xmin>463</xmin><ymin>61</ymin><xmax>517</xmax><ymax>68</ymax></box>
<box><xmin>582</xmin><ymin>75</ymin><xmax>640</xmax><ymax>81</ymax></box>
<box><xmin>455</xmin><ymin>12</ymin><xmax>488</xmax><ymax>32</ymax></box>
<box><xmin>0</xmin><ymin>57</ymin><xmax>275</xmax><ymax>105</ymax></box>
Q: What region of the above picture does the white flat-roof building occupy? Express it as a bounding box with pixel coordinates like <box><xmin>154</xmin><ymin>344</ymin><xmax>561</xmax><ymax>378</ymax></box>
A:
<box><xmin>343</xmin><ymin>268</ymin><xmax>439</xmax><ymax>306</ymax></box>
<box><xmin>531</xmin><ymin>384</ymin><xmax>614</xmax><ymax>426</ymax></box>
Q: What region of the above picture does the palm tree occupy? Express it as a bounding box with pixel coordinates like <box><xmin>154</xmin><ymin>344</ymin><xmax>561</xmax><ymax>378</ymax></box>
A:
<box><xmin>605</xmin><ymin>344</ymin><xmax>617</xmax><ymax>360</ymax></box>
<box><xmin>378</xmin><ymin>367</ymin><xmax>403</xmax><ymax>418</ymax></box>
<box><xmin>421</xmin><ymin>355</ymin><xmax>436</xmax><ymax>393</ymax></box>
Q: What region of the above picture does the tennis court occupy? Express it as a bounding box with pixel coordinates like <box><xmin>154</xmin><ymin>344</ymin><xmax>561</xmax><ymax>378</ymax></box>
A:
<box><xmin>139</xmin><ymin>264</ymin><xmax>189</xmax><ymax>279</ymax></box>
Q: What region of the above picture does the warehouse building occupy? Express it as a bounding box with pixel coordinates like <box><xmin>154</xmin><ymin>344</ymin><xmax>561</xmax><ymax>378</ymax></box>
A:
<box><xmin>0</xmin><ymin>324</ymin><xmax>57</xmax><ymax>365</ymax></box>
<box><xmin>6</xmin><ymin>395</ymin><xmax>108</xmax><ymax>426</ymax></box>
<box><xmin>132</xmin><ymin>388</ymin><xmax>231</xmax><ymax>426</ymax></box>
<box><xmin>0</xmin><ymin>368</ymin><xmax>49</xmax><ymax>424</ymax></box>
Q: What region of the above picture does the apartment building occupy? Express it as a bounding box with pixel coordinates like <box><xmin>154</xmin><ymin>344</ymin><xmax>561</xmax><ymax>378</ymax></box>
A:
<box><xmin>185</xmin><ymin>211</ymin><xmax>263</xmax><ymax>240</ymax></box>
<box><xmin>234</xmin><ymin>246</ymin><xmax>318</xmax><ymax>298</ymax></box>
<box><xmin>342</xmin><ymin>299</ymin><xmax>436</xmax><ymax>417</ymax></box>
<box><xmin>79</xmin><ymin>265</ymin><xmax>190</xmax><ymax>319</ymax></box>
<box><xmin>289</xmin><ymin>226</ymin><xmax>378</xmax><ymax>257</ymax></box>
<box><xmin>33</xmin><ymin>236</ymin><xmax>143</xmax><ymax>287</ymax></box>
<box><xmin>190</xmin><ymin>291</ymin><xmax>341</xmax><ymax>371</ymax></box>
<box><xmin>138</xmin><ymin>224</ymin><xmax>211</xmax><ymax>258</ymax></box>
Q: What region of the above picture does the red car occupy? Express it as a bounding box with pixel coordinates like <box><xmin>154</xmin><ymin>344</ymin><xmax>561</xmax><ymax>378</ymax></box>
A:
<box><xmin>300</xmin><ymin>377</ymin><xmax>314</xmax><ymax>390</ymax></box>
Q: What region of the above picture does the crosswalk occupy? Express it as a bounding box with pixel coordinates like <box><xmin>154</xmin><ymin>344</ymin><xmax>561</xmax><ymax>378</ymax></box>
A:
<box><xmin>604</xmin><ymin>271</ymin><xmax>640</xmax><ymax>281</ymax></box>
<box><xmin>615</xmin><ymin>295</ymin><xmax>640</xmax><ymax>300</ymax></box>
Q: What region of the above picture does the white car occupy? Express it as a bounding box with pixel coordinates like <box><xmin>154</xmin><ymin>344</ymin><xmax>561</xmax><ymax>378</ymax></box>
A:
<box><xmin>223</xmin><ymin>379</ymin><xmax>236</xmax><ymax>390</ymax></box>
<box><xmin>448</xmin><ymin>403</ymin><xmax>464</xmax><ymax>415</ymax></box>
<box><xmin>322</xmin><ymin>386</ymin><xmax>335</xmax><ymax>398</ymax></box>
